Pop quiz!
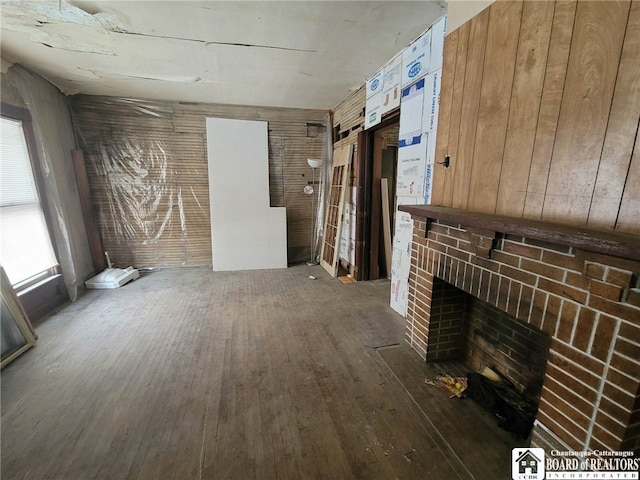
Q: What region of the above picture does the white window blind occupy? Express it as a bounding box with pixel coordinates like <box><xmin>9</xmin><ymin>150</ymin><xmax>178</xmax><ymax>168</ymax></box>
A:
<box><xmin>0</xmin><ymin>117</ymin><xmax>58</xmax><ymax>285</ymax></box>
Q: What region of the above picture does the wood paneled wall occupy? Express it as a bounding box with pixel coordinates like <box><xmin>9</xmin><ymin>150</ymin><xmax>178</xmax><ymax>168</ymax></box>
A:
<box><xmin>332</xmin><ymin>87</ymin><xmax>365</xmax><ymax>155</ymax></box>
<box><xmin>432</xmin><ymin>0</ymin><xmax>640</xmax><ymax>235</ymax></box>
<box><xmin>70</xmin><ymin>96</ymin><xmax>327</xmax><ymax>268</ymax></box>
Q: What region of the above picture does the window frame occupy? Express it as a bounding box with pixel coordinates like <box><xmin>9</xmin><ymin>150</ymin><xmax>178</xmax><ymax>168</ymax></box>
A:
<box><xmin>1</xmin><ymin>103</ymin><xmax>61</xmax><ymax>292</ymax></box>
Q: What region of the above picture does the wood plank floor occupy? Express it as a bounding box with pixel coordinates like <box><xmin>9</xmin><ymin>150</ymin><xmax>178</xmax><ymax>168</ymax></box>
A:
<box><xmin>1</xmin><ymin>266</ymin><xmax>512</xmax><ymax>479</ymax></box>
<box><xmin>376</xmin><ymin>347</ymin><xmax>519</xmax><ymax>479</ymax></box>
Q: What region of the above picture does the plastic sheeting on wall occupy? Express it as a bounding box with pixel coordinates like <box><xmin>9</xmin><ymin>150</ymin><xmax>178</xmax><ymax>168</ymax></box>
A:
<box><xmin>70</xmin><ymin>95</ymin><xmax>328</xmax><ymax>268</ymax></box>
<box><xmin>96</xmin><ymin>138</ymin><xmax>187</xmax><ymax>245</ymax></box>
<box><xmin>72</xmin><ymin>97</ymin><xmax>209</xmax><ymax>268</ymax></box>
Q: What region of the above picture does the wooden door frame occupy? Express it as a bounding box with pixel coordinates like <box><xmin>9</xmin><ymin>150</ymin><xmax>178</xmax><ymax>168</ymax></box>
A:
<box><xmin>354</xmin><ymin>110</ymin><xmax>400</xmax><ymax>281</ymax></box>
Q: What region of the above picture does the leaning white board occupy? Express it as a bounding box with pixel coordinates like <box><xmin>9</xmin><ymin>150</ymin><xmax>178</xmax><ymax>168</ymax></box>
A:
<box><xmin>206</xmin><ymin>118</ymin><xmax>287</xmax><ymax>271</ymax></box>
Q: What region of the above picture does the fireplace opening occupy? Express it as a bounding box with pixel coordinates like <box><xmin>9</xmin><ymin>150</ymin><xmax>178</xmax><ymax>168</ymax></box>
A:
<box><xmin>465</xmin><ymin>298</ymin><xmax>551</xmax><ymax>405</ymax></box>
<box><xmin>427</xmin><ymin>278</ymin><xmax>550</xmax><ymax>438</ymax></box>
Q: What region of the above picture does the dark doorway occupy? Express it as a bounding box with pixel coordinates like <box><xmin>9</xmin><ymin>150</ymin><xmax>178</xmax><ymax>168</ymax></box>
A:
<box><xmin>369</xmin><ymin>124</ymin><xmax>399</xmax><ymax>279</ymax></box>
<box><xmin>353</xmin><ymin>110</ymin><xmax>400</xmax><ymax>282</ymax></box>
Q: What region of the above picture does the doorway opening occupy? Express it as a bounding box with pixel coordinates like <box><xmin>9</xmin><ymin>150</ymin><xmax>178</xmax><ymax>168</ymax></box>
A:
<box><xmin>353</xmin><ymin>111</ymin><xmax>399</xmax><ymax>281</ymax></box>
<box><xmin>369</xmin><ymin>124</ymin><xmax>398</xmax><ymax>280</ymax></box>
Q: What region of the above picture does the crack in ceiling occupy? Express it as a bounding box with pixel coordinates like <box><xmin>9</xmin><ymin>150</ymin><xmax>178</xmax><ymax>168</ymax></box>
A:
<box><xmin>114</xmin><ymin>30</ymin><xmax>316</xmax><ymax>52</ymax></box>
<box><xmin>37</xmin><ymin>41</ymin><xmax>116</xmax><ymax>56</ymax></box>
<box><xmin>203</xmin><ymin>40</ymin><xmax>316</xmax><ymax>53</ymax></box>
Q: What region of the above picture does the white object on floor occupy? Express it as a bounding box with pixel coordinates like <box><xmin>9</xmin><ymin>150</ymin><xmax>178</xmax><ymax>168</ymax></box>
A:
<box><xmin>85</xmin><ymin>266</ymin><xmax>140</xmax><ymax>289</ymax></box>
<box><xmin>85</xmin><ymin>253</ymin><xmax>139</xmax><ymax>289</ymax></box>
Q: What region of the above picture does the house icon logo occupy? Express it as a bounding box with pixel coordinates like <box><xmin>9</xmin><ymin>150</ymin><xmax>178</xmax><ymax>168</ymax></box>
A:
<box><xmin>512</xmin><ymin>448</ymin><xmax>545</xmax><ymax>480</ymax></box>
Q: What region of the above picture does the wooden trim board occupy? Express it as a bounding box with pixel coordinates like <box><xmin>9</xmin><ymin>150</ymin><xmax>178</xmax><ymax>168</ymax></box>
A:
<box><xmin>381</xmin><ymin>178</ymin><xmax>392</xmax><ymax>278</ymax></box>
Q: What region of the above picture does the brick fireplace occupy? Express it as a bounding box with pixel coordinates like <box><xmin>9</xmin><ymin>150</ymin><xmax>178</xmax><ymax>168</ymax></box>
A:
<box><xmin>399</xmin><ymin>205</ymin><xmax>640</xmax><ymax>454</ymax></box>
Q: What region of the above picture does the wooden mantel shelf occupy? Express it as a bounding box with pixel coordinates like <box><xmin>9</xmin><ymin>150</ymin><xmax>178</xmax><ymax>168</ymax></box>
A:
<box><xmin>398</xmin><ymin>205</ymin><xmax>640</xmax><ymax>262</ymax></box>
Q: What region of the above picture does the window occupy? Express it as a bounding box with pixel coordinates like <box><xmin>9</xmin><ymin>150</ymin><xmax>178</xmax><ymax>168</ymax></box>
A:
<box><xmin>0</xmin><ymin>115</ymin><xmax>59</xmax><ymax>287</ymax></box>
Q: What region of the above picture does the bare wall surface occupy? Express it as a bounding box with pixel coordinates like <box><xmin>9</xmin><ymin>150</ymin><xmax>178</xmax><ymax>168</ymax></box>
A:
<box><xmin>1</xmin><ymin>65</ymin><xmax>94</xmax><ymax>301</ymax></box>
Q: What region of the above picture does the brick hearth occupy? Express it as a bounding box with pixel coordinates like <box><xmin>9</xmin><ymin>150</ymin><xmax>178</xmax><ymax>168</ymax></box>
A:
<box><xmin>400</xmin><ymin>206</ymin><xmax>640</xmax><ymax>454</ymax></box>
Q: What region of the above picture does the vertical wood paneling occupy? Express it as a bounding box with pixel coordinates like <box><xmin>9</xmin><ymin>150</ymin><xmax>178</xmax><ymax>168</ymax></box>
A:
<box><xmin>442</xmin><ymin>22</ymin><xmax>470</xmax><ymax>207</ymax></box>
<box><xmin>439</xmin><ymin>0</ymin><xmax>639</xmax><ymax>234</ymax></box>
<box><xmin>496</xmin><ymin>1</ymin><xmax>555</xmax><ymax>217</ymax></box>
<box><xmin>523</xmin><ymin>0</ymin><xmax>578</xmax><ymax>219</ymax></box>
<box><xmin>588</xmin><ymin>1</ymin><xmax>640</xmax><ymax>229</ymax></box>
<box><xmin>451</xmin><ymin>8</ymin><xmax>490</xmax><ymax>209</ymax></box>
<box><xmin>431</xmin><ymin>26</ymin><xmax>459</xmax><ymax>206</ymax></box>
<box><xmin>467</xmin><ymin>1</ymin><xmax>523</xmax><ymax>213</ymax></box>
<box><xmin>616</xmin><ymin>126</ymin><xmax>640</xmax><ymax>232</ymax></box>
<box><xmin>542</xmin><ymin>1</ymin><xmax>631</xmax><ymax>224</ymax></box>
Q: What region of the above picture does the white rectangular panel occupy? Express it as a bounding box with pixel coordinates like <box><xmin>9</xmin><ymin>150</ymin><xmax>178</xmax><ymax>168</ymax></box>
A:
<box><xmin>206</xmin><ymin>118</ymin><xmax>287</xmax><ymax>271</ymax></box>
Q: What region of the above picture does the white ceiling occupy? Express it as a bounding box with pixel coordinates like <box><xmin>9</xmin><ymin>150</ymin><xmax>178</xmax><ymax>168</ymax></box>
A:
<box><xmin>1</xmin><ymin>0</ymin><xmax>447</xmax><ymax>110</ymax></box>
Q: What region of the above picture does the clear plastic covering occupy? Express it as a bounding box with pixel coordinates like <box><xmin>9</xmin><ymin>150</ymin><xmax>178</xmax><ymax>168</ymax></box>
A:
<box><xmin>70</xmin><ymin>96</ymin><xmax>211</xmax><ymax>268</ymax></box>
<box><xmin>71</xmin><ymin>96</ymin><xmax>328</xmax><ymax>269</ymax></box>
<box><xmin>81</xmin><ymin>138</ymin><xmax>207</xmax><ymax>267</ymax></box>
<box><xmin>96</xmin><ymin>138</ymin><xmax>184</xmax><ymax>244</ymax></box>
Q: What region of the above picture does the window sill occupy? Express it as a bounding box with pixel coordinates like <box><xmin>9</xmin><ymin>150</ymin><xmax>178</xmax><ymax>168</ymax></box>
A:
<box><xmin>17</xmin><ymin>274</ymin><xmax>68</xmax><ymax>324</ymax></box>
